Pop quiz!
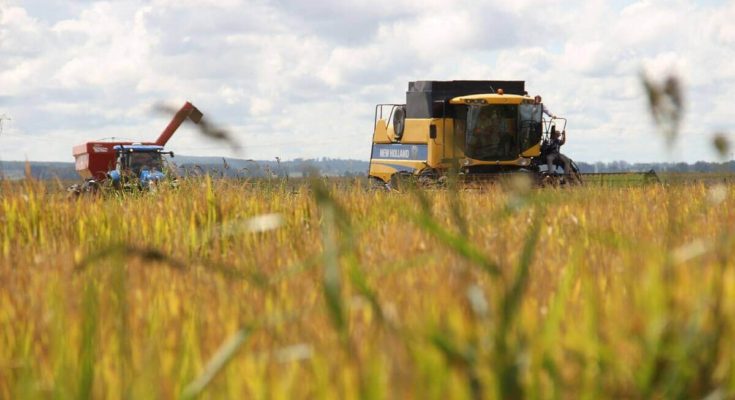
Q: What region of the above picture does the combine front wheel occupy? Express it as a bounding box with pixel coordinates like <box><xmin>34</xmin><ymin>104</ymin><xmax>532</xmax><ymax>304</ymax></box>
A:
<box><xmin>368</xmin><ymin>177</ymin><xmax>390</xmax><ymax>191</ymax></box>
<box><xmin>569</xmin><ymin>160</ymin><xmax>584</xmax><ymax>186</ymax></box>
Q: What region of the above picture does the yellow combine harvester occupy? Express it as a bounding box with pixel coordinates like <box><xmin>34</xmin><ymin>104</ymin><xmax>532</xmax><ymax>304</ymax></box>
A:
<box><xmin>368</xmin><ymin>80</ymin><xmax>581</xmax><ymax>187</ymax></box>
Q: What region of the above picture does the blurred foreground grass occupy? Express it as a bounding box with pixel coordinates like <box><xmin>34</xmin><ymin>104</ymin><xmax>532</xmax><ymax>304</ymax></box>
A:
<box><xmin>1</xmin><ymin>177</ymin><xmax>734</xmax><ymax>399</ymax></box>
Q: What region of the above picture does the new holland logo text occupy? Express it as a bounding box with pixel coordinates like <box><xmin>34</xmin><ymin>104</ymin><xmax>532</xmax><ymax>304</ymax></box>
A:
<box><xmin>378</xmin><ymin>145</ymin><xmax>420</xmax><ymax>159</ymax></box>
<box><xmin>380</xmin><ymin>148</ymin><xmax>410</xmax><ymax>158</ymax></box>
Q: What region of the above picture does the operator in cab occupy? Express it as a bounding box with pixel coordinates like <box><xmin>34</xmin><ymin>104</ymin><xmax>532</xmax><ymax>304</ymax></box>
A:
<box><xmin>534</xmin><ymin>95</ymin><xmax>556</xmax><ymax>119</ymax></box>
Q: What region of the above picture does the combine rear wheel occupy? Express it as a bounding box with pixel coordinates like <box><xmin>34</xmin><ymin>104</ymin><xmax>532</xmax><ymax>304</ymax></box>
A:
<box><xmin>388</xmin><ymin>171</ymin><xmax>415</xmax><ymax>192</ymax></box>
<box><xmin>418</xmin><ymin>168</ymin><xmax>445</xmax><ymax>188</ymax></box>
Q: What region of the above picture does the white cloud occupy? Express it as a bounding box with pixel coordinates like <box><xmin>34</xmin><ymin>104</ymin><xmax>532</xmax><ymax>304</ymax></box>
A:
<box><xmin>50</xmin><ymin>3</ymin><xmax>154</xmax><ymax>88</ymax></box>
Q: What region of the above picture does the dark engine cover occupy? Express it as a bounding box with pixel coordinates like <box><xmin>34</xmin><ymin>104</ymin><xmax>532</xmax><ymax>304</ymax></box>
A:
<box><xmin>406</xmin><ymin>80</ymin><xmax>526</xmax><ymax>118</ymax></box>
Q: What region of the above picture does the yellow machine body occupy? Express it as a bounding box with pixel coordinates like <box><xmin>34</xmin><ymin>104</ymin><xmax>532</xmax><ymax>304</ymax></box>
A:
<box><xmin>369</xmin><ymin>81</ymin><xmax>545</xmax><ymax>183</ymax></box>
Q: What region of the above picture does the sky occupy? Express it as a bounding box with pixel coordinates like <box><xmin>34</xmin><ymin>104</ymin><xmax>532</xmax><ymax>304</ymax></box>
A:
<box><xmin>0</xmin><ymin>0</ymin><xmax>734</xmax><ymax>163</ymax></box>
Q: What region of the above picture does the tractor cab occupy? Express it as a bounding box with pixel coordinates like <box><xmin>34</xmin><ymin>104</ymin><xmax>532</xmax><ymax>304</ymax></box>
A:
<box><xmin>108</xmin><ymin>144</ymin><xmax>174</xmax><ymax>189</ymax></box>
<box><xmin>450</xmin><ymin>95</ymin><xmax>544</xmax><ymax>163</ymax></box>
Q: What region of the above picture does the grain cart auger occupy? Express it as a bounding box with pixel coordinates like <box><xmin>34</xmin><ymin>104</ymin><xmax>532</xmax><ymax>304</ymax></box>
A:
<box><xmin>68</xmin><ymin>102</ymin><xmax>203</xmax><ymax>195</ymax></box>
<box><xmin>367</xmin><ymin>80</ymin><xmax>584</xmax><ymax>189</ymax></box>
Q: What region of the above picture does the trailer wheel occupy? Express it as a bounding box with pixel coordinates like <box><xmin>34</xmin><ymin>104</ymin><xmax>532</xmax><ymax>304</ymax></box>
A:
<box><xmin>66</xmin><ymin>184</ymin><xmax>82</xmax><ymax>199</ymax></box>
<box><xmin>81</xmin><ymin>179</ymin><xmax>101</xmax><ymax>194</ymax></box>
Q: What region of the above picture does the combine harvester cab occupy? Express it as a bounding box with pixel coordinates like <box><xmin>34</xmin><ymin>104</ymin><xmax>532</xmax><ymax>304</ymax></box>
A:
<box><xmin>70</xmin><ymin>102</ymin><xmax>202</xmax><ymax>194</ymax></box>
<box><xmin>368</xmin><ymin>81</ymin><xmax>580</xmax><ymax>188</ymax></box>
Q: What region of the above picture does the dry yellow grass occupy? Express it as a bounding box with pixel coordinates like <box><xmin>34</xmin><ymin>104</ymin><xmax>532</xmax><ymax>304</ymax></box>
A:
<box><xmin>1</xmin><ymin>177</ymin><xmax>734</xmax><ymax>399</ymax></box>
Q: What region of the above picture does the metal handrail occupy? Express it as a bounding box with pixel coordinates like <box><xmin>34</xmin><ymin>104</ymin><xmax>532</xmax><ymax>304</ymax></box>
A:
<box><xmin>541</xmin><ymin>116</ymin><xmax>567</xmax><ymax>144</ymax></box>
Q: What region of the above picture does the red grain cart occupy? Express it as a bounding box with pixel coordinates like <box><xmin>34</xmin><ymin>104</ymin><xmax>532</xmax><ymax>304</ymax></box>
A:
<box><xmin>72</xmin><ymin>102</ymin><xmax>203</xmax><ymax>181</ymax></box>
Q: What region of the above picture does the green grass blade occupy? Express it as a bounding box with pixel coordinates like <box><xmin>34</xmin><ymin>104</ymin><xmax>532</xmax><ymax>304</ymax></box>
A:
<box><xmin>180</xmin><ymin>327</ymin><xmax>251</xmax><ymax>400</ymax></box>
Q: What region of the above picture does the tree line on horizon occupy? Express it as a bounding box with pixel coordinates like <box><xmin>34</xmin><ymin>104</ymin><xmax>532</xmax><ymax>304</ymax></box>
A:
<box><xmin>0</xmin><ymin>158</ymin><xmax>734</xmax><ymax>181</ymax></box>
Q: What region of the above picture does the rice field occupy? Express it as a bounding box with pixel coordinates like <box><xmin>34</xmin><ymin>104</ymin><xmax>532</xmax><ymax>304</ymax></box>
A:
<box><xmin>1</xmin><ymin>176</ymin><xmax>734</xmax><ymax>399</ymax></box>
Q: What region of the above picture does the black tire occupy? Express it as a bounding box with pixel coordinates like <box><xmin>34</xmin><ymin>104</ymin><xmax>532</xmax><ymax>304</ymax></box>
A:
<box><xmin>81</xmin><ymin>179</ymin><xmax>102</xmax><ymax>194</ymax></box>
<box><xmin>388</xmin><ymin>171</ymin><xmax>413</xmax><ymax>191</ymax></box>
<box><xmin>417</xmin><ymin>168</ymin><xmax>440</xmax><ymax>187</ymax></box>
<box><xmin>570</xmin><ymin>160</ymin><xmax>584</xmax><ymax>185</ymax></box>
<box><xmin>368</xmin><ymin>177</ymin><xmax>389</xmax><ymax>191</ymax></box>
<box><xmin>66</xmin><ymin>184</ymin><xmax>82</xmax><ymax>199</ymax></box>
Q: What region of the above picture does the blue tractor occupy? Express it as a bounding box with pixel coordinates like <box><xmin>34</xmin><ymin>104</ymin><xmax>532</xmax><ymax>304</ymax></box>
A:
<box><xmin>107</xmin><ymin>144</ymin><xmax>176</xmax><ymax>190</ymax></box>
<box><xmin>69</xmin><ymin>102</ymin><xmax>202</xmax><ymax>196</ymax></box>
